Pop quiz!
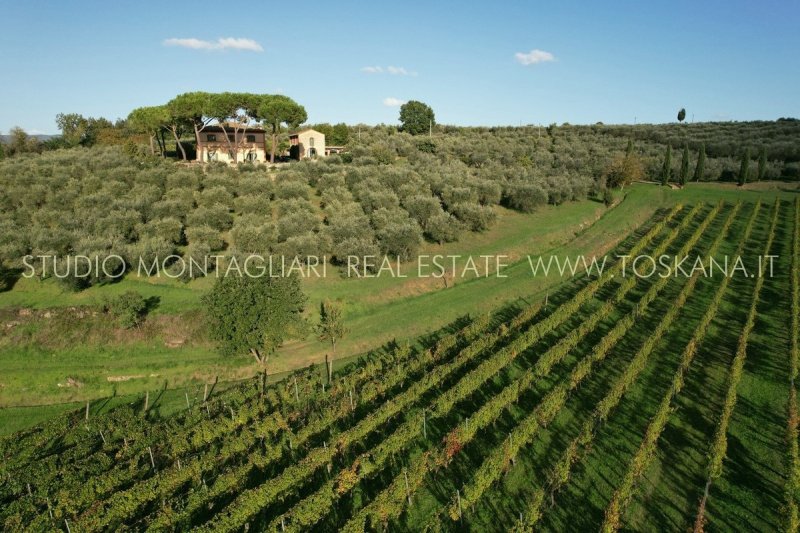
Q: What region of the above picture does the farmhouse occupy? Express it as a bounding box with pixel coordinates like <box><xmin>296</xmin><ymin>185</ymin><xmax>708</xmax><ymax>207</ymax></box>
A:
<box><xmin>196</xmin><ymin>125</ymin><xmax>267</xmax><ymax>163</ymax></box>
<box><xmin>289</xmin><ymin>128</ymin><xmax>326</xmax><ymax>160</ymax></box>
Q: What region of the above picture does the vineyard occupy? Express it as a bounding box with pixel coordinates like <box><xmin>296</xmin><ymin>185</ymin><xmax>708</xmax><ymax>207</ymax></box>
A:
<box><xmin>1</xmin><ymin>198</ymin><xmax>797</xmax><ymax>532</ymax></box>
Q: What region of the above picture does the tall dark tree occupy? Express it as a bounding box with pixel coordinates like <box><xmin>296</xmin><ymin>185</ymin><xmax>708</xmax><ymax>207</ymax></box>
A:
<box><xmin>693</xmin><ymin>143</ymin><xmax>706</xmax><ymax>181</ymax></box>
<box><xmin>399</xmin><ymin>100</ymin><xmax>435</xmax><ymax>136</ymax></box>
<box><xmin>677</xmin><ymin>108</ymin><xmax>686</xmax><ymax>123</ymax></box>
<box><xmin>661</xmin><ymin>144</ymin><xmax>672</xmax><ymax>185</ymax></box>
<box><xmin>757</xmin><ymin>145</ymin><xmax>767</xmax><ymax>181</ymax></box>
<box><xmin>203</xmin><ymin>274</ymin><xmax>307</xmax><ymax>366</ymax></box>
<box><xmin>257</xmin><ymin>95</ymin><xmax>307</xmax><ymax>163</ymax></box>
<box><xmin>331</xmin><ymin>123</ymin><xmax>350</xmax><ymax>145</ymax></box>
<box><xmin>625</xmin><ymin>139</ymin><xmax>634</xmax><ymax>158</ymax></box>
<box><xmin>738</xmin><ymin>148</ymin><xmax>750</xmax><ymax>186</ymax></box>
<box><xmin>679</xmin><ymin>144</ymin><xmax>690</xmax><ymax>186</ymax></box>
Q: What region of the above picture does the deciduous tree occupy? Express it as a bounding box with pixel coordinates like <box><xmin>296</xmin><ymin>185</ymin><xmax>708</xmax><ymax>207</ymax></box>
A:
<box><xmin>399</xmin><ymin>101</ymin><xmax>435</xmax><ymax>136</ymax></box>
<box><xmin>203</xmin><ymin>273</ymin><xmax>307</xmax><ymax>365</ymax></box>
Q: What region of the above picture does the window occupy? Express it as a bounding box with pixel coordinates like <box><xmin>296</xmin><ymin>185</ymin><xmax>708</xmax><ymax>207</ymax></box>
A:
<box><xmin>246</xmin><ymin>134</ymin><xmax>256</xmax><ymax>143</ymax></box>
<box><xmin>246</xmin><ymin>151</ymin><xmax>258</xmax><ymax>162</ymax></box>
<box><xmin>207</xmin><ymin>134</ymin><xmax>217</xmax><ymax>142</ymax></box>
<box><xmin>228</xmin><ymin>134</ymin><xmax>235</xmax><ymax>142</ymax></box>
<box><xmin>309</xmin><ymin>136</ymin><xmax>315</xmax><ymax>148</ymax></box>
<box><xmin>207</xmin><ymin>150</ymin><xmax>218</xmax><ymax>162</ymax></box>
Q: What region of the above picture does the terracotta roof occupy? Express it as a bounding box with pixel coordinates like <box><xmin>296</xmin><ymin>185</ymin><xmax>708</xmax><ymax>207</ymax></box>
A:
<box><xmin>202</xmin><ymin>125</ymin><xmax>266</xmax><ymax>134</ymax></box>
<box><xmin>289</xmin><ymin>128</ymin><xmax>324</xmax><ymax>137</ymax></box>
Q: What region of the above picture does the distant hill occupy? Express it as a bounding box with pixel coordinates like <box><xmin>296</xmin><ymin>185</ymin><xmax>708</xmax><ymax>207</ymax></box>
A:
<box><xmin>0</xmin><ymin>134</ymin><xmax>58</xmax><ymax>143</ymax></box>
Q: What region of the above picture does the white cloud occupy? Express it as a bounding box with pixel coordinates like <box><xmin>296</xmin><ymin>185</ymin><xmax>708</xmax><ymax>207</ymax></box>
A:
<box><xmin>383</xmin><ymin>97</ymin><xmax>406</xmax><ymax>107</ymax></box>
<box><xmin>514</xmin><ymin>49</ymin><xmax>555</xmax><ymax>66</ymax></box>
<box><xmin>163</xmin><ymin>37</ymin><xmax>264</xmax><ymax>52</ymax></box>
<box><xmin>362</xmin><ymin>65</ymin><xmax>417</xmax><ymax>76</ymax></box>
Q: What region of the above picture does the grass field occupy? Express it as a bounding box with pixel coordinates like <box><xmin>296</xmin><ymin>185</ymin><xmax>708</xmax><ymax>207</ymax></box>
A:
<box><xmin>1</xmin><ymin>194</ymin><xmax>795</xmax><ymax>531</ymax></box>
<box><xmin>0</xmin><ymin>181</ymin><xmax>797</xmax><ymax>436</ymax></box>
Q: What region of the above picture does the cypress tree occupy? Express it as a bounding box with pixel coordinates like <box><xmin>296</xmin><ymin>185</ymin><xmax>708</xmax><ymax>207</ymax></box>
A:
<box><xmin>738</xmin><ymin>148</ymin><xmax>750</xmax><ymax>186</ymax></box>
<box><xmin>757</xmin><ymin>146</ymin><xmax>767</xmax><ymax>181</ymax></box>
<box><xmin>661</xmin><ymin>144</ymin><xmax>672</xmax><ymax>185</ymax></box>
<box><xmin>625</xmin><ymin>139</ymin><xmax>634</xmax><ymax>158</ymax></box>
<box><xmin>679</xmin><ymin>144</ymin><xmax>689</xmax><ymax>186</ymax></box>
<box><xmin>693</xmin><ymin>143</ymin><xmax>706</xmax><ymax>182</ymax></box>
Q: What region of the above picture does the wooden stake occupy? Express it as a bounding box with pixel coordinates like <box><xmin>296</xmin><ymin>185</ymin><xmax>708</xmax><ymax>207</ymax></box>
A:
<box><xmin>404</xmin><ymin>469</ymin><xmax>411</xmax><ymax>506</ymax></box>
<box><xmin>148</xmin><ymin>446</ymin><xmax>156</xmax><ymax>470</ymax></box>
<box><xmin>27</xmin><ymin>483</ymin><xmax>32</xmax><ymax>497</ymax></box>
<box><xmin>349</xmin><ymin>389</ymin><xmax>354</xmax><ymax>411</ymax></box>
<box><xmin>65</xmin><ymin>519</ymin><xmax>72</xmax><ymax>533</ymax></box>
<box><xmin>85</xmin><ymin>401</ymin><xmax>90</xmax><ymax>421</ymax></box>
<box><xmin>99</xmin><ymin>430</ymin><xmax>107</xmax><ymax>445</ymax></box>
<box><xmin>47</xmin><ymin>498</ymin><xmax>53</xmax><ymax>519</ymax></box>
<box><xmin>281</xmin><ymin>516</ymin><xmax>286</xmax><ymax>532</ymax></box>
<box><xmin>423</xmin><ymin>410</ymin><xmax>427</xmax><ymax>439</ymax></box>
<box><xmin>294</xmin><ymin>377</ymin><xmax>299</xmax><ymax>402</ymax></box>
<box><xmin>185</xmin><ymin>392</ymin><xmax>191</xmax><ymax>409</ymax></box>
<box><xmin>457</xmin><ymin>489</ymin><xmax>463</xmax><ymax>521</ymax></box>
<box><xmin>203</xmin><ymin>383</ymin><xmax>208</xmax><ymax>402</ymax></box>
<box><xmin>144</xmin><ymin>391</ymin><xmax>149</xmax><ymax>413</ymax></box>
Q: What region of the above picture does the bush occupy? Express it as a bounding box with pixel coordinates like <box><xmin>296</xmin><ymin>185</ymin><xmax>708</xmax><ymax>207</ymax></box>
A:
<box><xmin>425</xmin><ymin>212</ymin><xmax>462</xmax><ymax>243</ymax></box>
<box><xmin>450</xmin><ymin>202</ymin><xmax>496</xmax><ymax>232</ymax></box>
<box><xmin>186</xmin><ymin>204</ymin><xmax>233</xmax><ymax>231</ymax></box>
<box><xmin>503</xmin><ymin>182</ymin><xmax>548</xmax><ymax>213</ymax></box>
<box><xmin>185</xmin><ymin>225</ymin><xmax>224</xmax><ymax>251</ymax></box>
<box><xmin>106</xmin><ymin>290</ymin><xmax>148</xmax><ymax>329</ymax></box>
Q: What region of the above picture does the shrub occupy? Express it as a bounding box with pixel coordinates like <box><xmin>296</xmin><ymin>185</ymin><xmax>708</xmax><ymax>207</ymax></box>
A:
<box><xmin>186</xmin><ymin>204</ymin><xmax>233</xmax><ymax>231</ymax></box>
<box><xmin>106</xmin><ymin>290</ymin><xmax>148</xmax><ymax>329</ymax></box>
<box><xmin>450</xmin><ymin>202</ymin><xmax>496</xmax><ymax>232</ymax></box>
<box><xmin>185</xmin><ymin>225</ymin><xmax>224</xmax><ymax>251</ymax></box>
<box><xmin>426</xmin><ymin>212</ymin><xmax>462</xmax><ymax>243</ymax></box>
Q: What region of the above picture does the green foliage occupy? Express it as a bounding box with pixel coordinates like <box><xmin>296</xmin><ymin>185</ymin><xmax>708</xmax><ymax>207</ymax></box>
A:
<box><xmin>106</xmin><ymin>290</ymin><xmax>148</xmax><ymax>329</ymax></box>
<box><xmin>661</xmin><ymin>144</ymin><xmax>672</xmax><ymax>185</ymax></box>
<box><xmin>503</xmin><ymin>182</ymin><xmax>549</xmax><ymax>212</ymax></box>
<box><xmin>202</xmin><ymin>273</ymin><xmax>307</xmax><ymax>362</ymax></box>
<box><xmin>678</xmin><ymin>108</ymin><xmax>686</xmax><ymax>122</ymax></box>
<box><xmin>738</xmin><ymin>148</ymin><xmax>750</xmax><ymax>185</ymax></box>
<box><xmin>679</xmin><ymin>144</ymin><xmax>690</xmax><ymax>186</ymax></box>
<box><xmin>399</xmin><ymin>100</ymin><xmax>435</xmax><ymax>136</ymax></box>
<box><xmin>757</xmin><ymin>145</ymin><xmax>767</xmax><ymax>181</ymax></box>
<box><xmin>694</xmin><ymin>143</ymin><xmax>706</xmax><ymax>181</ymax></box>
<box><xmin>317</xmin><ymin>300</ymin><xmax>348</xmax><ymax>354</ymax></box>
<box><xmin>258</xmin><ymin>95</ymin><xmax>308</xmax><ymax>163</ymax></box>
<box><xmin>603</xmin><ymin>187</ymin><xmax>614</xmax><ymax>206</ymax></box>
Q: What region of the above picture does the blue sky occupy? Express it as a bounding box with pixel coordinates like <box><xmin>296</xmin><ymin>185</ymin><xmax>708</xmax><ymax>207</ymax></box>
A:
<box><xmin>1</xmin><ymin>0</ymin><xmax>798</xmax><ymax>134</ymax></box>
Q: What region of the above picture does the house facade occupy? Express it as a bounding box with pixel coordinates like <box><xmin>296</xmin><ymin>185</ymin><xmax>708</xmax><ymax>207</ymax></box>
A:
<box><xmin>196</xmin><ymin>125</ymin><xmax>268</xmax><ymax>163</ymax></box>
<box><xmin>289</xmin><ymin>128</ymin><xmax>326</xmax><ymax>160</ymax></box>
